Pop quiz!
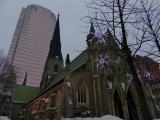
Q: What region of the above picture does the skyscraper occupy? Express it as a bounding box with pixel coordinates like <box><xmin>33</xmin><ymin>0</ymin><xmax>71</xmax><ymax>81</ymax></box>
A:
<box><xmin>6</xmin><ymin>4</ymin><xmax>56</xmax><ymax>87</ymax></box>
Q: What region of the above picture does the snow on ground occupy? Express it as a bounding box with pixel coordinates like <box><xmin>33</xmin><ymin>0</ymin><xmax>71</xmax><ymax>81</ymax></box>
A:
<box><xmin>62</xmin><ymin>115</ymin><xmax>160</xmax><ymax>120</ymax></box>
<box><xmin>61</xmin><ymin>115</ymin><xmax>123</xmax><ymax>120</ymax></box>
<box><xmin>0</xmin><ymin>115</ymin><xmax>160</xmax><ymax>120</ymax></box>
<box><xmin>0</xmin><ymin>116</ymin><xmax>10</xmax><ymax>120</ymax></box>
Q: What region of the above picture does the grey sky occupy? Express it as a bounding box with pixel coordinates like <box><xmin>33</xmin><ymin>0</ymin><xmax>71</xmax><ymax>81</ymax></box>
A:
<box><xmin>0</xmin><ymin>0</ymin><xmax>89</xmax><ymax>61</ymax></box>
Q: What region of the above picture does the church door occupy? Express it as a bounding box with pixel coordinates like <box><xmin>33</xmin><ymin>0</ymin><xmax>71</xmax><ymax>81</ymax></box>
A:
<box><xmin>127</xmin><ymin>90</ymin><xmax>138</xmax><ymax>120</ymax></box>
<box><xmin>114</xmin><ymin>91</ymin><xmax>124</xmax><ymax>119</ymax></box>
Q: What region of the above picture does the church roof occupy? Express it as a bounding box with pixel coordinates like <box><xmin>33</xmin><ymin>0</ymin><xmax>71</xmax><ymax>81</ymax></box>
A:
<box><xmin>45</xmin><ymin>50</ymin><xmax>88</xmax><ymax>90</ymax></box>
<box><xmin>11</xmin><ymin>85</ymin><xmax>39</xmax><ymax>103</ymax></box>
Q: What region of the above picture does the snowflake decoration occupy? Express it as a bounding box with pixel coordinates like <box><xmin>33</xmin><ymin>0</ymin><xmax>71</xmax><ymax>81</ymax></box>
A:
<box><xmin>136</xmin><ymin>69</ymin><xmax>141</xmax><ymax>80</ymax></box>
<box><xmin>96</xmin><ymin>36</ymin><xmax>107</xmax><ymax>45</ymax></box>
<box><xmin>95</xmin><ymin>54</ymin><xmax>109</xmax><ymax>69</ymax></box>
<box><xmin>126</xmin><ymin>73</ymin><xmax>133</xmax><ymax>84</ymax></box>
<box><xmin>142</xmin><ymin>68</ymin><xmax>153</xmax><ymax>80</ymax></box>
<box><xmin>89</xmin><ymin>26</ymin><xmax>108</xmax><ymax>44</ymax></box>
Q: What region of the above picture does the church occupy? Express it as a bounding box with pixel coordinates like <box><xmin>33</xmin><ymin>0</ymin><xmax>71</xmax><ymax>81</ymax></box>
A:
<box><xmin>18</xmin><ymin>15</ymin><xmax>160</xmax><ymax>120</ymax></box>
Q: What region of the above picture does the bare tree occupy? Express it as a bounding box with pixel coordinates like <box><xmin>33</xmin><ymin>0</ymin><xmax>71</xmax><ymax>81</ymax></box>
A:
<box><xmin>132</xmin><ymin>0</ymin><xmax>160</xmax><ymax>63</ymax></box>
<box><xmin>84</xmin><ymin>0</ymin><xmax>160</xmax><ymax>119</ymax></box>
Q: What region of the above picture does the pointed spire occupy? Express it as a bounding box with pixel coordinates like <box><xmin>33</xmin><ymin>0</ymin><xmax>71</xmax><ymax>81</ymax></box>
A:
<box><xmin>48</xmin><ymin>13</ymin><xmax>63</xmax><ymax>61</ymax></box>
<box><xmin>23</xmin><ymin>71</ymin><xmax>27</xmax><ymax>85</ymax></box>
<box><xmin>90</xmin><ymin>22</ymin><xmax>95</xmax><ymax>33</ymax></box>
<box><xmin>65</xmin><ymin>54</ymin><xmax>70</xmax><ymax>64</ymax></box>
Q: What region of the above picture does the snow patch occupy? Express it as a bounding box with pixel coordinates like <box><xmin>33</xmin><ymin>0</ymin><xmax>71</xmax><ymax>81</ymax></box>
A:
<box><xmin>0</xmin><ymin>116</ymin><xmax>10</xmax><ymax>120</ymax></box>
<box><xmin>67</xmin><ymin>82</ymin><xmax>71</xmax><ymax>87</ymax></box>
<box><xmin>121</xmin><ymin>82</ymin><xmax>125</xmax><ymax>91</ymax></box>
<box><xmin>61</xmin><ymin>115</ymin><xmax>123</xmax><ymax>120</ymax></box>
<box><xmin>50</xmin><ymin>94</ymin><xmax>56</xmax><ymax>97</ymax></box>
<box><xmin>68</xmin><ymin>100</ymin><xmax>72</xmax><ymax>105</ymax></box>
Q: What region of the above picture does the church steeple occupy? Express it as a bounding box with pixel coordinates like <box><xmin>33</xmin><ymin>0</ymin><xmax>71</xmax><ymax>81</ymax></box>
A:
<box><xmin>40</xmin><ymin>14</ymin><xmax>64</xmax><ymax>92</ymax></box>
<box><xmin>90</xmin><ymin>22</ymin><xmax>95</xmax><ymax>33</ymax></box>
<box><xmin>48</xmin><ymin>14</ymin><xmax>63</xmax><ymax>61</ymax></box>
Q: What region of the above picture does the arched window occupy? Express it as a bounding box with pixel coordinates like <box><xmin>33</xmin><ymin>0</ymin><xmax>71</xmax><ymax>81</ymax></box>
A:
<box><xmin>114</xmin><ymin>91</ymin><xmax>124</xmax><ymax>119</ymax></box>
<box><xmin>54</xmin><ymin>64</ymin><xmax>59</xmax><ymax>72</ymax></box>
<box><xmin>77</xmin><ymin>81</ymin><xmax>88</xmax><ymax>103</ymax></box>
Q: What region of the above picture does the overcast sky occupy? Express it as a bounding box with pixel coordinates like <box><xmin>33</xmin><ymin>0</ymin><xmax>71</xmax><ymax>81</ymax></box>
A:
<box><xmin>0</xmin><ymin>0</ymin><xmax>90</xmax><ymax>61</ymax></box>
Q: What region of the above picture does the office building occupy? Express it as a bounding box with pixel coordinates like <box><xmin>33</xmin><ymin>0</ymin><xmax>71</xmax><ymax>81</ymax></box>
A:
<box><xmin>6</xmin><ymin>4</ymin><xmax>56</xmax><ymax>87</ymax></box>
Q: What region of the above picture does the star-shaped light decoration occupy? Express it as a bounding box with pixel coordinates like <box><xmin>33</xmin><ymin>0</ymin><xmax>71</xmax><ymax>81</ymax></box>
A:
<box><xmin>95</xmin><ymin>54</ymin><xmax>109</xmax><ymax>69</ymax></box>
<box><xmin>89</xmin><ymin>26</ymin><xmax>108</xmax><ymax>45</ymax></box>
<box><xmin>126</xmin><ymin>73</ymin><xmax>133</xmax><ymax>84</ymax></box>
<box><xmin>142</xmin><ymin>68</ymin><xmax>153</xmax><ymax>80</ymax></box>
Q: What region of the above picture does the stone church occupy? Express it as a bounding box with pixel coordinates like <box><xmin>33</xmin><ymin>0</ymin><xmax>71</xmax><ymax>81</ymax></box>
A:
<box><xmin>19</xmin><ymin>15</ymin><xmax>160</xmax><ymax>120</ymax></box>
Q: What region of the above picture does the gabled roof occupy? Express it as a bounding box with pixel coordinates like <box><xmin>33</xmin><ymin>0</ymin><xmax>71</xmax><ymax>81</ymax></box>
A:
<box><xmin>11</xmin><ymin>85</ymin><xmax>39</xmax><ymax>103</ymax></box>
<box><xmin>45</xmin><ymin>50</ymin><xmax>88</xmax><ymax>90</ymax></box>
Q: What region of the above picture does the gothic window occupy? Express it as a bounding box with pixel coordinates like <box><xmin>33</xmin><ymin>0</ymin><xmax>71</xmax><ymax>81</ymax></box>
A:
<box><xmin>54</xmin><ymin>64</ymin><xmax>59</xmax><ymax>72</ymax></box>
<box><xmin>77</xmin><ymin>81</ymin><xmax>88</xmax><ymax>103</ymax></box>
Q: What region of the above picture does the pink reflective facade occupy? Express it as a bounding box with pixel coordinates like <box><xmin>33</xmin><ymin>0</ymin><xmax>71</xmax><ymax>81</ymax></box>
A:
<box><xmin>6</xmin><ymin>5</ymin><xmax>56</xmax><ymax>87</ymax></box>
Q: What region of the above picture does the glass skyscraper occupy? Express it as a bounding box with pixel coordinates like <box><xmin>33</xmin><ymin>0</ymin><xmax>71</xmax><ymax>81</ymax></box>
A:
<box><xmin>6</xmin><ymin>5</ymin><xmax>56</xmax><ymax>87</ymax></box>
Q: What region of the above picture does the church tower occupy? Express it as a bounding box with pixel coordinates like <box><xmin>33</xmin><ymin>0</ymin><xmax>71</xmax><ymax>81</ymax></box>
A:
<box><xmin>40</xmin><ymin>14</ymin><xmax>63</xmax><ymax>92</ymax></box>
